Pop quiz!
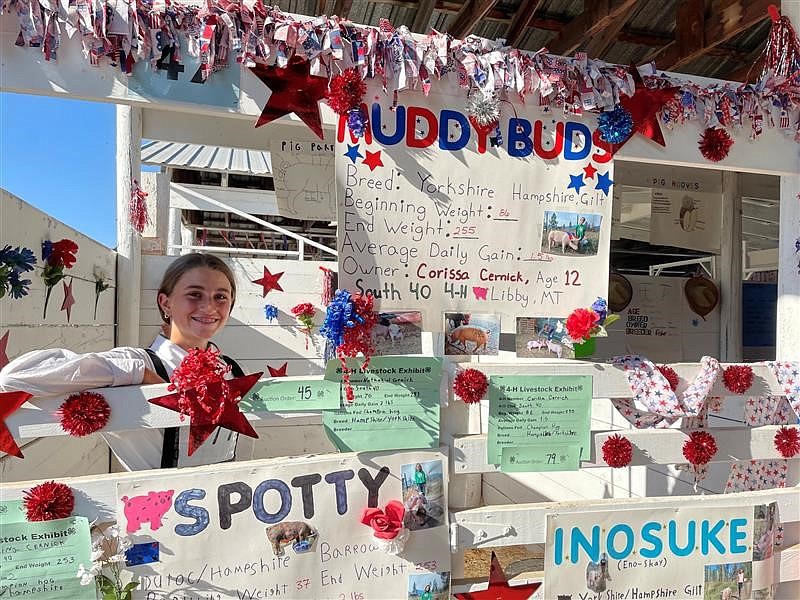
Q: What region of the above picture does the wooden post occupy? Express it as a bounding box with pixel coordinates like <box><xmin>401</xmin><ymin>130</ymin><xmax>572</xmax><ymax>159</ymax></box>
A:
<box><xmin>777</xmin><ymin>0</ymin><xmax>800</xmax><ymax>362</ymax></box>
<box><xmin>719</xmin><ymin>171</ymin><xmax>742</xmax><ymax>361</ymax></box>
<box><xmin>115</xmin><ymin>105</ymin><xmax>143</xmax><ymax>346</ymax></box>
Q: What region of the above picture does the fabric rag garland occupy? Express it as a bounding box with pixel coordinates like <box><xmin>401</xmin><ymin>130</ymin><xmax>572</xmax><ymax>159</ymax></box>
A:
<box><xmin>23</xmin><ymin>481</ymin><xmax>74</xmax><ymax>521</ymax></box>
<box><xmin>58</xmin><ymin>392</ymin><xmax>111</xmax><ymax>437</ymax></box>
<box><xmin>0</xmin><ymin>245</ymin><xmax>36</xmax><ymax>299</ymax></box>
<box><xmin>41</xmin><ymin>239</ymin><xmax>78</xmax><ymax>319</ymax></box>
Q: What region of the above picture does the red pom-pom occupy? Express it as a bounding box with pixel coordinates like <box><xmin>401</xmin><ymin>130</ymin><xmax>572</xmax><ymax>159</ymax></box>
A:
<box><xmin>602</xmin><ymin>434</ymin><xmax>633</xmax><ymax>468</ymax></box>
<box><xmin>169</xmin><ymin>347</ymin><xmax>233</xmax><ymax>422</ymax></box>
<box><xmin>656</xmin><ymin>365</ymin><xmax>679</xmax><ymax>392</ymax></box>
<box><xmin>722</xmin><ymin>365</ymin><xmax>754</xmax><ymax>395</ymax></box>
<box><xmin>774</xmin><ymin>426</ymin><xmax>800</xmax><ymax>458</ymax></box>
<box><xmin>566</xmin><ymin>308</ymin><xmax>600</xmax><ymax>342</ymax></box>
<box><xmin>682</xmin><ymin>430</ymin><xmax>718</xmax><ymax>466</ymax></box>
<box><xmin>453</xmin><ymin>368</ymin><xmax>489</xmax><ymax>404</ymax></box>
<box><xmin>58</xmin><ymin>391</ymin><xmax>111</xmax><ymax>437</ymax></box>
<box><xmin>23</xmin><ymin>481</ymin><xmax>74</xmax><ymax>521</ymax></box>
<box><xmin>698</xmin><ymin>127</ymin><xmax>733</xmax><ymax>162</ymax></box>
<box><xmin>326</xmin><ymin>68</ymin><xmax>366</xmax><ymax>115</ymax></box>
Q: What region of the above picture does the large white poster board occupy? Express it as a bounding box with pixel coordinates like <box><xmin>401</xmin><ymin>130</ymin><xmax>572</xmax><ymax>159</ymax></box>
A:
<box><xmin>116</xmin><ymin>450</ymin><xmax>450</xmax><ymax>599</ymax></box>
<box><xmin>335</xmin><ymin>83</ymin><xmax>614</xmax><ymax>331</ymax></box>
<box><xmin>545</xmin><ymin>503</ymin><xmax>778</xmax><ymax>600</ymax></box>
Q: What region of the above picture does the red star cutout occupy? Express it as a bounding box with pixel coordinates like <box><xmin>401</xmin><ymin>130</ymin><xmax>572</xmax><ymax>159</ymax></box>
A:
<box><xmin>614</xmin><ymin>66</ymin><xmax>680</xmax><ymax>151</ymax></box>
<box><xmin>0</xmin><ymin>330</ymin><xmax>9</xmax><ymax>370</ymax></box>
<box><xmin>149</xmin><ymin>372</ymin><xmax>262</xmax><ymax>456</ymax></box>
<box><xmin>583</xmin><ymin>163</ymin><xmax>598</xmax><ymax>179</ymax></box>
<box><xmin>250</xmin><ymin>56</ymin><xmax>327</xmax><ymax>140</ymax></box>
<box><xmin>267</xmin><ymin>362</ymin><xmax>288</xmax><ymax>377</ymax></box>
<box><xmin>60</xmin><ymin>278</ymin><xmax>75</xmax><ymax>322</ymax></box>
<box><xmin>454</xmin><ymin>551</ymin><xmax>541</xmax><ymax>600</ymax></box>
<box><xmin>362</xmin><ymin>150</ymin><xmax>384</xmax><ymax>171</ymax></box>
<box><xmin>252</xmin><ymin>267</ymin><xmax>284</xmax><ymax>297</ymax></box>
<box><xmin>0</xmin><ymin>391</ymin><xmax>32</xmax><ymax>458</ymax></box>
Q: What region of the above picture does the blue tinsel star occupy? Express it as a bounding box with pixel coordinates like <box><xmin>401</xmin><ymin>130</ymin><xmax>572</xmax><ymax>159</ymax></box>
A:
<box><xmin>343</xmin><ymin>144</ymin><xmax>363</xmax><ymax>164</ymax></box>
<box><xmin>567</xmin><ymin>173</ymin><xmax>585</xmax><ymax>194</ymax></box>
<box><xmin>595</xmin><ymin>171</ymin><xmax>614</xmax><ymax>196</ymax></box>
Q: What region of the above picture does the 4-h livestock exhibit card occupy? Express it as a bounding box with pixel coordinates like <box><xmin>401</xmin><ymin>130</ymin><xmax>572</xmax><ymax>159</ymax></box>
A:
<box><xmin>116</xmin><ymin>449</ymin><xmax>450</xmax><ymax>599</ymax></box>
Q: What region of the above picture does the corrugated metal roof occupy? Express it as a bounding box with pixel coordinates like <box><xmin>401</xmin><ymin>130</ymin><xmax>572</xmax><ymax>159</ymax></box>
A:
<box><xmin>140</xmin><ymin>140</ymin><xmax>272</xmax><ymax>175</ymax></box>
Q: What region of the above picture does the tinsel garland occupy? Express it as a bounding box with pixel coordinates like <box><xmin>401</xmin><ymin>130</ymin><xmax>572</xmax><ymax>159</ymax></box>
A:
<box><xmin>682</xmin><ymin>430</ymin><xmax>718</xmax><ymax>466</ymax></box>
<box><xmin>597</xmin><ymin>106</ymin><xmax>634</xmax><ymax>144</ymax></box>
<box><xmin>601</xmin><ymin>434</ymin><xmax>633</xmax><ymax>468</ymax></box>
<box><xmin>453</xmin><ymin>368</ymin><xmax>489</xmax><ymax>404</ymax></box>
<box><xmin>722</xmin><ymin>365</ymin><xmax>754</xmax><ymax>395</ymax></box>
<box><xmin>774</xmin><ymin>426</ymin><xmax>800</xmax><ymax>458</ymax></box>
<box><xmin>326</xmin><ymin>68</ymin><xmax>366</xmax><ymax>115</ymax></box>
<box><xmin>698</xmin><ymin>127</ymin><xmax>734</xmax><ymax>162</ymax></box>
<box><xmin>168</xmin><ymin>347</ymin><xmax>234</xmax><ymax>423</ymax></box>
<box><xmin>23</xmin><ymin>481</ymin><xmax>74</xmax><ymax>521</ymax></box>
<box><xmin>58</xmin><ymin>391</ymin><xmax>111</xmax><ymax>437</ymax></box>
<box><xmin>656</xmin><ymin>365</ymin><xmax>680</xmax><ymax>392</ymax></box>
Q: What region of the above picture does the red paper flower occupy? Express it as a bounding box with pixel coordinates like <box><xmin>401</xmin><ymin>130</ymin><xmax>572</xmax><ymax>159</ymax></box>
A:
<box><xmin>602</xmin><ymin>434</ymin><xmax>633</xmax><ymax>468</ymax></box>
<box><xmin>326</xmin><ymin>68</ymin><xmax>366</xmax><ymax>115</ymax></box>
<box><xmin>774</xmin><ymin>426</ymin><xmax>800</xmax><ymax>458</ymax></box>
<box><xmin>47</xmin><ymin>239</ymin><xmax>79</xmax><ymax>269</ymax></box>
<box><xmin>722</xmin><ymin>365</ymin><xmax>754</xmax><ymax>395</ymax></box>
<box><xmin>360</xmin><ymin>500</ymin><xmax>405</xmax><ymax>540</ymax></box>
<box><xmin>682</xmin><ymin>430</ymin><xmax>718</xmax><ymax>466</ymax></box>
<box><xmin>698</xmin><ymin>127</ymin><xmax>733</xmax><ymax>162</ymax></box>
<box><xmin>58</xmin><ymin>391</ymin><xmax>111</xmax><ymax>437</ymax></box>
<box><xmin>454</xmin><ymin>368</ymin><xmax>489</xmax><ymax>404</ymax></box>
<box><xmin>169</xmin><ymin>347</ymin><xmax>233</xmax><ymax>423</ymax></box>
<box><xmin>23</xmin><ymin>481</ymin><xmax>74</xmax><ymax>521</ymax></box>
<box><xmin>566</xmin><ymin>308</ymin><xmax>600</xmax><ymax>342</ymax></box>
<box><xmin>656</xmin><ymin>365</ymin><xmax>680</xmax><ymax>392</ymax></box>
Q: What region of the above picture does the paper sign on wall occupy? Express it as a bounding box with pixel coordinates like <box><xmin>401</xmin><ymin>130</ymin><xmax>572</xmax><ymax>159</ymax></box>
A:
<box><xmin>271</xmin><ymin>139</ymin><xmax>336</xmax><ymax>219</ymax></box>
<box><xmin>0</xmin><ymin>516</ymin><xmax>93</xmax><ymax>599</ymax></box>
<box><xmin>323</xmin><ymin>357</ymin><xmax>442</xmax><ymax>452</ymax></box>
<box><xmin>242</xmin><ymin>378</ymin><xmax>341</xmax><ymax>411</ymax></box>
<box><xmin>649</xmin><ymin>189</ymin><xmax>722</xmax><ymax>252</ymax></box>
<box><xmin>116</xmin><ymin>450</ymin><xmax>451</xmax><ymax>600</ymax></box>
<box><xmin>545</xmin><ymin>503</ymin><xmax>779</xmax><ymax>600</ymax></box>
<box><xmin>0</xmin><ymin>499</ymin><xmax>25</xmax><ymax>524</ymax></box>
<box><xmin>335</xmin><ymin>82</ymin><xmax>614</xmax><ymax>331</ymax></box>
<box><xmin>488</xmin><ymin>375</ymin><xmax>592</xmax><ymax>471</ymax></box>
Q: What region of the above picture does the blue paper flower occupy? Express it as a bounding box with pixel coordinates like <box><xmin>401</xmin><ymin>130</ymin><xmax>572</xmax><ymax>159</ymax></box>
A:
<box><xmin>591</xmin><ymin>297</ymin><xmax>608</xmax><ymax>323</ymax></box>
<box><xmin>0</xmin><ymin>245</ymin><xmax>36</xmax><ymax>299</ymax></box>
<box><xmin>264</xmin><ymin>304</ymin><xmax>279</xmax><ymax>322</ymax></box>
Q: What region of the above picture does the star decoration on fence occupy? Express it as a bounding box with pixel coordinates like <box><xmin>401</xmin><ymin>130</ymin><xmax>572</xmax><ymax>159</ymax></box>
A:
<box><xmin>60</xmin><ymin>278</ymin><xmax>75</xmax><ymax>322</ymax></box>
<box><xmin>453</xmin><ymin>551</ymin><xmax>541</xmax><ymax>600</ymax></box>
<box><xmin>250</xmin><ymin>56</ymin><xmax>327</xmax><ymax>140</ymax></box>
<box><xmin>267</xmin><ymin>362</ymin><xmax>289</xmax><ymax>377</ymax></box>
<box><xmin>0</xmin><ymin>391</ymin><xmax>32</xmax><ymax>458</ymax></box>
<box><xmin>149</xmin><ymin>373</ymin><xmax>262</xmax><ymax>455</ymax></box>
<box><xmin>252</xmin><ymin>267</ymin><xmax>285</xmax><ymax>297</ymax></box>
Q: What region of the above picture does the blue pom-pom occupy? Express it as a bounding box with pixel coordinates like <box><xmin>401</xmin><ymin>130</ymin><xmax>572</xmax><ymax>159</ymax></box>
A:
<box><xmin>264</xmin><ymin>304</ymin><xmax>279</xmax><ymax>322</ymax></box>
<box><xmin>347</xmin><ymin>108</ymin><xmax>368</xmax><ymax>138</ymax></box>
<box><xmin>598</xmin><ymin>106</ymin><xmax>633</xmax><ymax>144</ymax></box>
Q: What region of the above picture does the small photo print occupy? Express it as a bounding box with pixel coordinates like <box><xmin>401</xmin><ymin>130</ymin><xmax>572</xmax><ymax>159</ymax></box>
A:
<box><xmin>372</xmin><ymin>311</ymin><xmax>423</xmax><ymax>356</ymax></box>
<box><xmin>444</xmin><ymin>313</ymin><xmax>500</xmax><ymax>356</ymax></box>
<box><xmin>516</xmin><ymin>316</ymin><xmax>575</xmax><ymax>359</ymax></box>
<box><xmin>407</xmin><ymin>571</ymin><xmax>450</xmax><ymax>600</ymax></box>
<box><xmin>753</xmin><ymin>502</ymin><xmax>778</xmax><ymax>561</ymax></box>
<box><xmin>703</xmin><ymin>561</ymin><xmax>752</xmax><ymax>600</ymax></box>
<box><xmin>400</xmin><ymin>460</ymin><xmax>445</xmax><ymax>531</ymax></box>
<box><xmin>542</xmin><ymin>211</ymin><xmax>602</xmax><ymax>256</ymax></box>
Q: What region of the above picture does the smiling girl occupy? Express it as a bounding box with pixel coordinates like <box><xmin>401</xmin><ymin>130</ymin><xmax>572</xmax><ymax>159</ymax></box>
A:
<box><xmin>0</xmin><ymin>253</ymin><xmax>246</xmax><ymax>471</ymax></box>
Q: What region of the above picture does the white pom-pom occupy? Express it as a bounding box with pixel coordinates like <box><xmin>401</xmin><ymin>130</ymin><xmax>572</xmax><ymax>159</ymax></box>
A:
<box><xmin>465</xmin><ymin>90</ymin><xmax>500</xmax><ymax>126</ymax></box>
<box><xmin>372</xmin><ymin>528</ymin><xmax>409</xmax><ymax>555</ymax></box>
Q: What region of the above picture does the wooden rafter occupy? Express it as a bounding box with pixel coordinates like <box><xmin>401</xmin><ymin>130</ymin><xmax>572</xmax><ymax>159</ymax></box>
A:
<box><xmin>332</xmin><ymin>0</ymin><xmax>353</xmax><ymax>19</ymax></box>
<box><xmin>412</xmin><ymin>0</ymin><xmax>437</xmax><ymax>33</ymax></box>
<box><xmin>447</xmin><ymin>0</ymin><xmax>500</xmax><ymax>39</ymax></box>
<box><xmin>584</xmin><ymin>0</ymin><xmax>642</xmax><ymax>58</ymax></box>
<box><xmin>722</xmin><ymin>38</ymin><xmax>768</xmax><ymax>82</ymax></box>
<box><xmin>547</xmin><ymin>0</ymin><xmax>640</xmax><ymax>56</ymax></box>
<box><xmin>649</xmin><ymin>0</ymin><xmax>771</xmax><ymax>70</ymax></box>
<box><xmin>505</xmin><ymin>0</ymin><xmax>546</xmax><ymax>47</ymax></box>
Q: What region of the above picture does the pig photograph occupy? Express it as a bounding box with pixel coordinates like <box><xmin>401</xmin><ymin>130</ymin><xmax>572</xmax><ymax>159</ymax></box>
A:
<box><xmin>444</xmin><ymin>313</ymin><xmax>500</xmax><ymax>356</ymax></box>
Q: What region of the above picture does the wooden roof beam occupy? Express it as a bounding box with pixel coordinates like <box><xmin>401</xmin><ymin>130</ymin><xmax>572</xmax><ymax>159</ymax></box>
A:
<box><xmin>332</xmin><ymin>0</ymin><xmax>353</xmax><ymax>19</ymax></box>
<box><xmin>547</xmin><ymin>0</ymin><xmax>641</xmax><ymax>56</ymax></box>
<box><xmin>584</xmin><ymin>0</ymin><xmax>642</xmax><ymax>58</ymax></box>
<box><xmin>447</xmin><ymin>0</ymin><xmax>501</xmax><ymax>39</ymax></box>
<box><xmin>505</xmin><ymin>0</ymin><xmax>546</xmax><ymax>47</ymax></box>
<box><xmin>412</xmin><ymin>0</ymin><xmax>437</xmax><ymax>32</ymax></box>
<box><xmin>649</xmin><ymin>0</ymin><xmax>772</xmax><ymax>70</ymax></box>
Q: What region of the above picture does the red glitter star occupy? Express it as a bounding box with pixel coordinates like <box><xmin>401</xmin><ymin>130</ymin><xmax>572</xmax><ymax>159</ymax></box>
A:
<box><xmin>454</xmin><ymin>551</ymin><xmax>541</xmax><ymax>600</ymax></box>
<box><xmin>362</xmin><ymin>150</ymin><xmax>384</xmax><ymax>171</ymax></box>
<box><xmin>250</xmin><ymin>57</ymin><xmax>327</xmax><ymax>140</ymax></box>
<box><xmin>614</xmin><ymin>66</ymin><xmax>680</xmax><ymax>151</ymax></box>
<box><xmin>267</xmin><ymin>362</ymin><xmax>288</xmax><ymax>377</ymax></box>
<box><xmin>252</xmin><ymin>267</ymin><xmax>284</xmax><ymax>297</ymax></box>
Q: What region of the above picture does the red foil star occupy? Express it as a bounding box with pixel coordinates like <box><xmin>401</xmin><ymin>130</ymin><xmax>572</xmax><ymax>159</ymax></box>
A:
<box><xmin>613</xmin><ymin>66</ymin><xmax>679</xmax><ymax>151</ymax></box>
<box><xmin>362</xmin><ymin>149</ymin><xmax>384</xmax><ymax>171</ymax></box>
<box><xmin>149</xmin><ymin>373</ymin><xmax>262</xmax><ymax>455</ymax></box>
<box><xmin>60</xmin><ymin>279</ymin><xmax>75</xmax><ymax>322</ymax></box>
<box><xmin>250</xmin><ymin>57</ymin><xmax>328</xmax><ymax>140</ymax></box>
<box><xmin>267</xmin><ymin>362</ymin><xmax>288</xmax><ymax>377</ymax></box>
<box><xmin>252</xmin><ymin>267</ymin><xmax>284</xmax><ymax>297</ymax></box>
<box><xmin>0</xmin><ymin>391</ymin><xmax>32</xmax><ymax>458</ymax></box>
<box><xmin>454</xmin><ymin>551</ymin><xmax>541</xmax><ymax>600</ymax></box>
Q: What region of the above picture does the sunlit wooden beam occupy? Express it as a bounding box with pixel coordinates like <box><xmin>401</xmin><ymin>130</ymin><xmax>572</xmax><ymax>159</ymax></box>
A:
<box><xmin>505</xmin><ymin>0</ymin><xmax>546</xmax><ymax>47</ymax></box>
<box><xmin>547</xmin><ymin>0</ymin><xmax>640</xmax><ymax>56</ymax></box>
<box><xmin>447</xmin><ymin>0</ymin><xmax>500</xmax><ymax>39</ymax></box>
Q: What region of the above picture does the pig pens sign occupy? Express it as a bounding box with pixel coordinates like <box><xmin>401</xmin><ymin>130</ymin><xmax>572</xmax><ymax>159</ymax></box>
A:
<box><xmin>335</xmin><ymin>82</ymin><xmax>614</xmax><ymax>331</ymax></box>
<box><xmin>116</xmin><ymin>449</ymin><xmax>450</xmax><ymax>600</ymax></box>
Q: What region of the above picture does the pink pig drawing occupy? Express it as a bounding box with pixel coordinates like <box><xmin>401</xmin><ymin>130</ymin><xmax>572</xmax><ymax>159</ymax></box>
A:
<box><xmin>121</xmin><ymin>490</ymin><xmax>174</xmax><ymax>534</ymax></box>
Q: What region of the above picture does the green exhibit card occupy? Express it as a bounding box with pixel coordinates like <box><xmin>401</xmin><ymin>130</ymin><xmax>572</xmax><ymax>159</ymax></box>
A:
<box><xmin>0</xmin><ymin>516</ymin><xmax>93</xmax><ymax>599</ymax></box>
<box><xmin>488</xmin><ymin>375</ymin><xmax>592</xmax><ymax>472</ymax></box>
<box><xmin>322</xmin><ymin>357</ymin><xmax>442</xmax><ymax>452</ymax></box>
<box><xmin>0</xmin><ymin>499</ymin><xmax>26</xmax><ymax>524</ymax></box>
<box><xmin>241</xmin><ymin>377</ymin><xmax>341</xmax><ymax>411</ymax></box>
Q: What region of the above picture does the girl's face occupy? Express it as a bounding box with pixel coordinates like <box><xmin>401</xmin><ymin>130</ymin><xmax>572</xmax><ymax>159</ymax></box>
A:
<box><xmin>158</xmin><ymin>267</ymin><xmax>233</xmax><ymax>350</ymax></box>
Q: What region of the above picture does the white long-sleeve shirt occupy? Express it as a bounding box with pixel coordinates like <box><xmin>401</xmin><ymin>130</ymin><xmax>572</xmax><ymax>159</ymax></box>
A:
<box><xmin>0</xmin><ymin>335</ymin><xmax>238</xmax><ymax>470</ymax></box>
